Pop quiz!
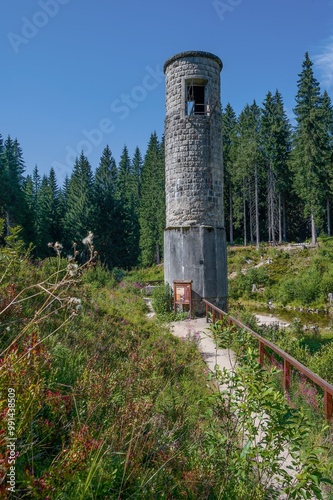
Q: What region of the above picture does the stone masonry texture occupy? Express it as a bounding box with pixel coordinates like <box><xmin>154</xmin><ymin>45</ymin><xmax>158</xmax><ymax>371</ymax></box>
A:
<box><xmin>164</xmin><ymin>51</ymin><xmax>227</xmax><ymax>312</ymax></box>
<box><xmin>164</xmin><ymin>51</ymin><xmax>224</xmax><ymax>228</ymax></box>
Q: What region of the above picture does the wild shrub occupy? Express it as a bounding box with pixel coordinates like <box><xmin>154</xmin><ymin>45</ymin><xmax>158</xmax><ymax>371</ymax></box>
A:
<box><xmin>1</xmin><ymin>227</ymin><xmax>331</xmax><ymax>498</ymax></box>
<box><xmin>294</xmin><ymin>268</ymin><xmax>322</xmax><ymax>305</ymax></box>
<box><xmin>204</xmin><ymin>321</ymin><xmax>331</xmax><ymax>499</ymax></box>
<box><xmin>82</xmin><ymin>262</ymin><xmax>116</xmax><ymax>288</ymax></box>
<box><xmin>309</xmin><ymin>342</ymin><xmax>333</xmax><ymax>384</ymax></box>
<box><xmin>151</xmin><ymin>283</ymin><xmax>173</xmax><ymax>315</ymax></box>
<box><xmin>229</xmin><ymin>267</ymin><xmax>270</xmax><ymax>300</ymax></box>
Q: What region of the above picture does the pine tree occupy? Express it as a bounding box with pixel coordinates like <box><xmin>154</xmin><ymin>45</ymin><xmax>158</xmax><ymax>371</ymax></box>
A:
<box><xmin>222</xmin><ymin>103</ymin><xmax>238</xmax><ymax>244</ymax></box>
<box><xmin>132</xmin><ymin>146</ymin><xmax>143</xmax><ymax>204</ymax></box>
<box><xmin>63</xmin><ymin>152</ymin><xmax>94</xmax><ymax>250</ymax></box>
<box><xmin>115</xmin><ymin>145</ymin><xmax>141</xmax><ymax>268</ymax></box>
<box><xmin>130</xmin><ymin>146</ymin><xmax>143</xmax><ymax>263</ymax></box>
<box><xmin>261</xmin><ymin>90</ymin><xmax>291</xmax><ymax>243</ymax></box>
<box><xmin>0</xmin><ymin>134</ymin><xmax>5</xmax><ymax>219</ymax></box>
<box><xmin>321</xmin><ymin>91</ymin><xmax>333</xmax><ymax>235</ymax></box>
<box><xmin>1</xmin><ymin>136</ymin><xmax>26</xmax><ymax>232</ymax></box>
<box><xmin>22</xmin><ymin>175</ymin><xmax>36</xmax><ymax>246</ymax></box>
<box><xmin>93</xmin><ymin>145</ymin><xmax>119</xmax><ymax>268</ymax></box>
<box><xmin>22</xmin><ymin>166</ymin><xmax>59</xmax><ymax>256</ymax></box>
<box><xmin>139</xmin><ymin>132</ymin><xmax>165</xmax><ymax>266</ymax></box>
<box><xmin>234</xmin><ymin>102</ymin><xmax>264</xmax><ymax>248</ymax></box>
<box><xmin>47</xmin><ymin>167</ymin><xmax>62</xmax><ymax>243</ymax></box>
<box><xmin>37</xmin><ymin>175</ymin><xmax>54</xmax><ymax>255</ymax></box>
<box><xmin>32</xmin><ymin>165</ymin><xmax>41</xmax><ymax>248</ymax></box>
<box><xmin>292</xmin><ymin>52</ymin><xmax>327</xmax><ymax>244</ymax></box>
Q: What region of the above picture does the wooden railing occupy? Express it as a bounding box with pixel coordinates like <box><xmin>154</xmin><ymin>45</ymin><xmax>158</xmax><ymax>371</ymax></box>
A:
<box><xmin>202</xmin><ymin>299</ymin><xmax>333</xmax><ymax>421</ymax></box>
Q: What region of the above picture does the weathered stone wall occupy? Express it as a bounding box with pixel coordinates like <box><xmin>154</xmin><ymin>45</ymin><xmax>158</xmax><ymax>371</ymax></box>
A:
<box><xmin>164</xmin><ymin>51</ymin><xmax>227</xmax><ymax>313</ymax></box>
<box><xmin>164</xmin><ymin>52</ymin><xmax>224</xmax><ymax>228</ymax></box>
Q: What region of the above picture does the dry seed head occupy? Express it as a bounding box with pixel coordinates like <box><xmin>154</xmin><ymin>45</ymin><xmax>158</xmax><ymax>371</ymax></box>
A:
<box><xmin>82</xmin><ymin>231</ymin><xmax>94</xmax><ymax>246</ymax></box>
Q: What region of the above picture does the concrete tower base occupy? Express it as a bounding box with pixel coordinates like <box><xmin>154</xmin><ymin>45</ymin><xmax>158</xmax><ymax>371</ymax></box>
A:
<box><xmin>164</xmin><ymin>226</ymin><xmax>227</xmax><ymax>315</ymax></box>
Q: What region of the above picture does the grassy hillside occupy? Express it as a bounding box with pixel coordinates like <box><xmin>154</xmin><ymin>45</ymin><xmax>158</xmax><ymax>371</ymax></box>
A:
<box><xmin>228</xmin><ymin>238</ymin><xmax>333</xmax><ymax>311</ymax></box>
<box><xmin>228</xmin><ymin>239</ymin><xmax>333</xmax><ymax>403</ymax></box>
<box><xmin>0</xmin><ymin>229</ymin><xmax>332</xmax><ymax>498</ymax></box>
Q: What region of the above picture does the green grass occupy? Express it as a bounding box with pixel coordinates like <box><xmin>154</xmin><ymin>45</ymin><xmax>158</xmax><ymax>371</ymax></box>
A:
<box><xmin>229</xmin><ymin>238</ymin><xmax>333</xmax><ymax>313</ymax></box>
<box><xmin>1</xmin><ymin>230</ymin><xmax>333</xmax><ymax>498</ymax></box>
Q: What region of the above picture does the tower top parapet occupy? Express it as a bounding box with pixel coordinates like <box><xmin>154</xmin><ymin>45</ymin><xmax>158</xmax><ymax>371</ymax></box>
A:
<box><xmin>164</xmin><ymin>51</ymin><xmax>223</xmax><ymax>73</ymax></box>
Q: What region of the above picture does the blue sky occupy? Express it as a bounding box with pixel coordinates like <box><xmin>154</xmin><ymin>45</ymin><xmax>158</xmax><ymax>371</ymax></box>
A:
<box><xmin>1</xmin><ymin>0</ymin><xmax>333</xmax><ymax>185</ymax></box>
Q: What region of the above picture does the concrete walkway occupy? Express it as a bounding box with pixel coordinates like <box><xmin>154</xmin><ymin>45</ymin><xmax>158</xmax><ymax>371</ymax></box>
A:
<box><xmin>167</xmin><ymin>316</ymin><xmax>307</xmax><ymax>498</ymax></box>
<box><xmin>169</xmin><ymin>317</ymin><xmax>236</xmax><ymax>374</ymax></box>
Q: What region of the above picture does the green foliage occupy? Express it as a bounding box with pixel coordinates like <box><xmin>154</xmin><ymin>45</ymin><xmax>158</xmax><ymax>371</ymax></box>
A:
<box><xmin>309</xmin><ymin>342</ymin><xmax>333</xmax><ymax>383</ymax></box>
<box><xmin>63</xmin><ymin>151</ymin><xmax>94</xmax><ymax>248</ymax></box>
<box><xmin>111</xmin><ymin>267</ymin><xmax>127</xmax><ymax>283</ymax></box>
<box><xmin>151</xmin><ymin>283</ymin><xmax>173</xmax><ymax>315</ymax></box>
<box><xmin>205</xmin><ymin>321</ymin><xmax>331</xmax><ymax>499</ymax></box>
<box><xmin>82</xmin><ymin>262</ymin><xmax>116</xmax><ymax>289</ymax></box>
<box><xmin>115</xmin><ymin>145</ymin><xmax>141</xmax><ymax>268</ymax></box>
<box><xmin>291</xmin><ymin>53</ymin><xmax>329</xmax><ymax>240</ymax></box>
<box><xmin>1</xmin><ymin>228</ymin><xmax>332</xmax><ymax>498</ymax></box>
<box><xmin>229</xmin><ymin>265</ymin><xmax>270</xmax><ymax>300</ymax></box>
<box><xmin>91</xmin><ymin>145</ymin><xmax>119</xmax><ymax>269</ymax></box>
<box><xmin>139</xmin><ymin>133</ymin><xmax>165</xmax><ymax>267</ymax></box>
<box><xmin>125</xmin><ymin>264</ymin><xmax>164</xmax><ymax>284</ymax></box>
<box><xmin>1</xmin><ymin>136</ymin><xmax>26</xmax><ymax>230</ymax></box>
<box><xmin>230</xmin><ymin>239</ymin><xmax>333</xmax><ymax>308</ymax></box>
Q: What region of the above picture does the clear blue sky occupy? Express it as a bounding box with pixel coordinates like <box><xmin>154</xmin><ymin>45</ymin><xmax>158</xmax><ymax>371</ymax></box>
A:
<box><xmin>1</xmin><ymin>0</ymin><xmax>333</xmax><ymax>184</ymax></box>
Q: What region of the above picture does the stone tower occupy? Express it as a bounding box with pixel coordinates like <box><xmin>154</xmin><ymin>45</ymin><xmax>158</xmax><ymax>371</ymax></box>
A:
<box><xmin>164</xmin><ymin>51</ymin><xmax>227</xmax><ymax>313</ymax></box>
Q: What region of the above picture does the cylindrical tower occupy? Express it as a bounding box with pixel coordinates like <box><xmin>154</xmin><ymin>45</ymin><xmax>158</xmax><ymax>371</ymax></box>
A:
<box><xmin>164</xmin><ymin>51</ymin><xmax>227</xmax><ymax>313</ymax></box>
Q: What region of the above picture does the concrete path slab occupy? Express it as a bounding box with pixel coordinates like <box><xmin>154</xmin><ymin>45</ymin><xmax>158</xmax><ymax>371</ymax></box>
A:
<box><xmin>169</xmin><ymin>317</ymin><xmax>236</xmax><ymax>373</ymax></box>
<box><xmin>168</xmin><ymin>316</ymin><xmax>301</xmax><ymax>496</ymax></box>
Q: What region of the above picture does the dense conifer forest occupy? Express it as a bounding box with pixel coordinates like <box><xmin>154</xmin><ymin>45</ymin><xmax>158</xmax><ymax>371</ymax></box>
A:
<box><xmin>1</xmin><ymin>52</ymin><xmax>333</xmax><ymax>498</ymax></box>
<box><xmin>1</xmin><ymin>53</ymin><xmax>332</xmax><ymax>264</ymax></box>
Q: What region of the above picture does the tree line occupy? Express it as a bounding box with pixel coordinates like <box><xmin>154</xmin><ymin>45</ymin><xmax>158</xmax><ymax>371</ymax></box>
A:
<box><xmin>224</xmin><ymin>52</ymin><xmax>333</xmax><ymax>247</ymax></box>
<box><xmin>0</xmin><ymin>132</ymin><xmax>165</xmax><ymax>269</ymax></box>
<box><xmin>1</xmin><ymin>53</ymin><xmax>332</xmax><ymax>267</ymax></box>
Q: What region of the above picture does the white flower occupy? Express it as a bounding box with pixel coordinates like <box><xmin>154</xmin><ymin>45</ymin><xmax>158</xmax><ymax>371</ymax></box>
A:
<box><xmin>67</xmin><ymin>263</ymin><xmax>79</xmax><ymax>276</ymax></box>
<box><xmin>68</xmin><ymin>297</ymin><xmax>81</xmax><ymax>305</ymax></box>
<box><xmin>82</xmin><ymin>231</ymin><xmax>94</xmax><ymax>246</ymax></box>
<box><xmin>68</xmin><ymin>297</ymin><xmax>82</xmax><ymax>311</ymax></box>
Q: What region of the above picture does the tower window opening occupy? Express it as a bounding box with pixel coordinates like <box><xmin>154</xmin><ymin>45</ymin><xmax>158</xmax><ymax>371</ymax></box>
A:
<box><xmin>186</xmin><ymin>84</ymin><xmax>206</xmax><ymax>115</ymax></box>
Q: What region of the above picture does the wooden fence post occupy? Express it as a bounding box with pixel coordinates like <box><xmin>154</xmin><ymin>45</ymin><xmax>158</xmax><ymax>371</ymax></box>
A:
<box><xmin>324</xmin><ymin>391</ymin><xmax>333</xmax><ymax>421</ymax></box>
<box><xmin>284</xmin><ymin>360</ymin><xmax>290</xmax><ymax>392</ymax></box>
<box><xmin>202</xmin><ymin>298</ymin><xmax>333</xmax><ymax>422</ymax></box>
<box><xmin>259</xmin><ymin>342</ymin><xmax>265</xmax><ymax>366</ymax></box>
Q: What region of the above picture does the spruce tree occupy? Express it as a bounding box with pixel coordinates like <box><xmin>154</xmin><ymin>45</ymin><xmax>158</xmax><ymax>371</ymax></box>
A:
<box><xmin>261</xmin><ymin>90</ymin><xmax>291</xmax><ymax>243</ymax></box>
<box><xmin>292</xmin><ymin>52</ymin><xmax>327</xmax><ymax>244</ymax></box>
<box><xmin>47</xmin><ymin>167</ymin><xmax>62</xmax><ymax>243</ymax></box>
<box><xmin>116</xmin><ymin>145</ymin><xmax>141</xmax><ymax>268</ymax></box>
<box><xmin>37</xmin><ymin>175</ymin><xmax>54</xmax><ymax>255</ymax></box>
<box><xmin>1</xmin><ymin>136</ymin><xmax>26</xmax><ymax>232</ymax></box>
<box><xmin>93</xmin><ymin>145</ymin><xmax>119</xmax><ymax>268</ymax></box>
<box><xmin>222</xmin><ymin>103</ymin><xmax>237</xmax><ymax>244</ymax></box>
<box><xmin>139</xmin><ymin>132</ymin><xmax>165</xmax><ymax>266</ymax></box>
<box><xmin>0</xmin><ymin>134</ymin><xmax>5</xmax><ymax>219</ymax></box>
<box><xmin>63</xmin><ymin>152</ymin><xmax>94</xmax><ymax>250</ymax></box>
<box><xmin>22</xmin><ymin>175</ymin><xmax>36</xmax><ymax>246</ymax></box>
<box><xmin>321</xmin><ymin>90</ymin><xmax>333</xmax><ymax>235</ymax></box>
<box><xmin>234</xmin><ymin>102</ymin><xmax>264</xmax><ymax>248</ymax></box>
<box><xmin>132</xmin><ymin>146</ymin><xmax>143</xmax><ymax>204</ymax></box>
